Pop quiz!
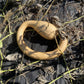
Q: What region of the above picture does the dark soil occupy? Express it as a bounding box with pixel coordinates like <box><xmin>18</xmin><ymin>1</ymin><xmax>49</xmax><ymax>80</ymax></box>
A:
<box><xmin>0</xmin><ymin>0</ymin><xmax>84</xmax><ymax>84</ymax></box>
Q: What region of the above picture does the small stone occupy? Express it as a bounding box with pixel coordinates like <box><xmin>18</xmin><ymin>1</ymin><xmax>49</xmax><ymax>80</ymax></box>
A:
<box><xmin>51</xmin><ymin>16</ymin><xmax>62</xmax><ymax>27</ymax></box>
<box><xmin>51</xmin><ymin>16</ymin><xmax>60</xmax><ymax>21</ymax></box>
<box><xmin>37</xmin><ymin>4</ymin><xmax>42</xmax><ymax>8</ymax></box>
<box><xmin>5</xmin><ymin>53</ymin><xmax>21</xmax><ymax>61</ymax></box>
<box><xmin>37</xmin><ymin>75</ymin><xmax>49</xmax><ymax>84</ymax></box>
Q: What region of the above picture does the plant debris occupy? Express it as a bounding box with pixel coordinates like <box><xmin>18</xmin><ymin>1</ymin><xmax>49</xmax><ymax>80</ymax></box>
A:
<box><xmin>0</xmin><ymin>0</ymin><xmax>84</xmax><ymax>84</ymax></box>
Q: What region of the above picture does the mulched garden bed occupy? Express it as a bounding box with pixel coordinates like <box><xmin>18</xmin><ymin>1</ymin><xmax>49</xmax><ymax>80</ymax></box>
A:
<box><xmin>0</xmin><ymin>0</ymin><xmax>84</xmax><ymax>84</ymax></box>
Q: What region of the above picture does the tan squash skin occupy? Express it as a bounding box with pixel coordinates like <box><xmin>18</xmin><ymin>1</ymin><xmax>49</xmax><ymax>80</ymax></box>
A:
<box><xmin>17</xmin><ymin>20</ymin><xmax>68</xmax><ymax>60</ymax></box>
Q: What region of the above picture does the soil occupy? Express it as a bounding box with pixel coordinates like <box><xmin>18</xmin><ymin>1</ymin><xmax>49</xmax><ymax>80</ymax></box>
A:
<box><xmin>0</xmin><ymin>0</ymin><xmax>84</xmax><ymax>84</ymax></box>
